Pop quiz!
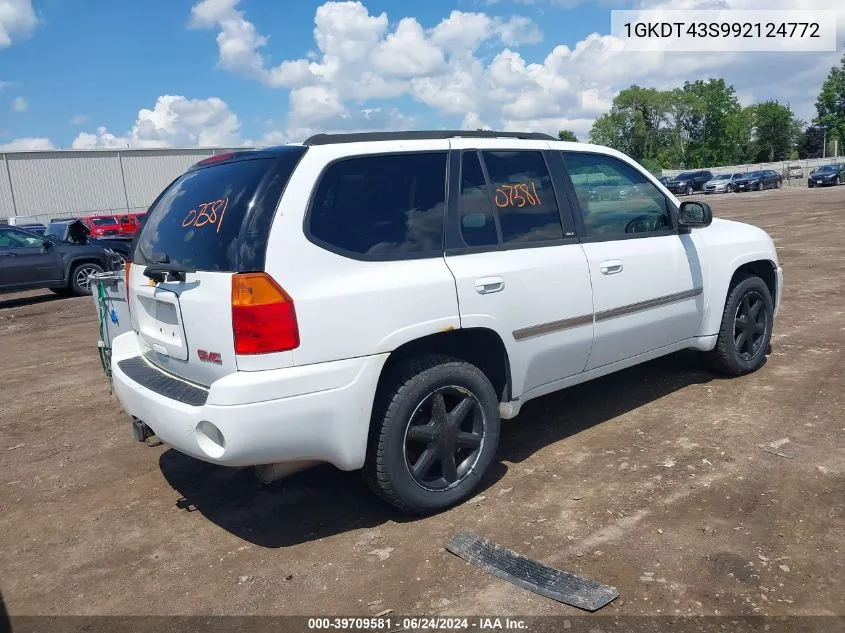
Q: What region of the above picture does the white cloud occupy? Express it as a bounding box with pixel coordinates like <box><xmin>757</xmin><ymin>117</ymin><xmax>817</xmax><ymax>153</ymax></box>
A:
<box><xmin>289</xmin><ymin>85</ymin><xmax>345</xmax><ymax>127</ymax></box>
<box><xmin>11</xmin><ymin>95</ymin><xmax>26</xmax><ymax>112</ymax></box>
<box><xmin>462</xmin><ymin>112</ymin><xmax>491</xmax><ymax>130</ymax></box>
<box><xmin>0</xmin><ymin>136</ymin><xmax>53</xmax><ymax>151</ymax></box>
<box><xmin>72</xmin><ymin>95</ymin><xmax>242</xmax><ymax>149</ymax></box>
<box><xmin>70</xmin><ymin>114</ymin><xmax>88</xmax><ymax>125</ymax></box>
<box><xmin>371</xmin><ymin>17</ymin><xmax>445</xmax><ymax>78</ymax></box>
<box><xmin>0</xmin><ymin>0</ymin><xmax>37</xmax><ymax>48</ymax></box>
<box><xmin>189</xmin><ymin>0</ymin><xmax>239</xmax><ymax>28</ymax></box>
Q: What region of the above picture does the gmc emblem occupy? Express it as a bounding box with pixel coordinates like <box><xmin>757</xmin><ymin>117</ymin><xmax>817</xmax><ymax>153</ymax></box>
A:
<box><xmin>197</xmin><ymin>349</ymin><xmax>223</xmax><ymax>365</ymax></box>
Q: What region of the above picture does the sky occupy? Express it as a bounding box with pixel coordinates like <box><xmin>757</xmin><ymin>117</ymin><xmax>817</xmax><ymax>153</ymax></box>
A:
<box><xmin>0</xmin><ymin>0</ymin><xmax>842</xmax><ymax>151</ymax></box>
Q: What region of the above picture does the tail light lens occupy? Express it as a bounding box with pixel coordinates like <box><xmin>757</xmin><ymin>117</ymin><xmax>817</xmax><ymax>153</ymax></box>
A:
<box><xmin>231</xmin><ymin>273</ymin><xmax>299</xmax><ymax>355</ymax></box>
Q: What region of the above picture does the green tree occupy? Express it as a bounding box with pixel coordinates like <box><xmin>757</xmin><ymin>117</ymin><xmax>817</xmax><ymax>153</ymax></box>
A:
<box><xmin>750</xmin><ymin>100</ymin><xmax>803</xmax><ymax>162</ymax></box>
<box><xmin>681</xmin><ymin>79</ymin><xmax>749</xmax><ymax>167</ymax></box>
<box><xmin>589</xmin><ymin>111</ymin><xmax>630</xmax><ymax>153</ymax></box>
<box><xmin>813</xmin><ymin>53</ymin><xmax>845</xmax><ymax>154</ymax></box>
<box><xmin>587</xmin><ymin>85</ymin><xmax>670</xmax><ymax>163</ymax></box>
<box><xmin>558</xmin><ymin>129</ymin><xmax>578</xmax><ymax>142</ymax></box>
<box><xmin>798</xmin><ymin>125</ymin><xmax>825</xmax><ymax>158</ymax></box>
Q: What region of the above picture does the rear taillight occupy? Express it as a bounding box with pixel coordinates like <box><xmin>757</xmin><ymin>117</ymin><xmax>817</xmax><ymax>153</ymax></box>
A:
<box><xmin>231</xmin><ymin>273</ymin><xmax>299</xmax><ymax>355</ymax></box>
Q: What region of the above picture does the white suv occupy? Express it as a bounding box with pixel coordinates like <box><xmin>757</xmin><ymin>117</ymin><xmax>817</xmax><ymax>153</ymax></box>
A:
<box><xmin>112</xmin><ymin>131</ymin><xmax>783</xmax><ymax>514</ymax></box>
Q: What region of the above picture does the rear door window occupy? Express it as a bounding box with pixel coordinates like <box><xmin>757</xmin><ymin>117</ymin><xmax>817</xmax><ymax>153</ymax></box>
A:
<box><xmin>307</xmin><ymin>152</ymin><xmax>447</xmax><ymax>259</ymax></box>
<box><xmin>134</xmin><ymin>148</ymin><xmax>305</xmax><ymax>272</ymax></box>
<box><xmin>457</xmin><ymin>150</ymin><xmax>564</xmax><ymax>248</ymax></box>
<box><xmin>481</xmin><ymin>151</ymin><xmax>563</xmax><ymax>244</ymax></box>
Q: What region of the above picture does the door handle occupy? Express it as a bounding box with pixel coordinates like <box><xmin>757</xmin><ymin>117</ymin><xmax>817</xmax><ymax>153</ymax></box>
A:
<box><xmin>599</xmin><ymin>260</ymin><xmax>623</xmax><ymax>275</ymax></box>
<box><xmin>475</xmin><ymin>276</ymin><xmax>505</xmax><ymax>294</ymax></box>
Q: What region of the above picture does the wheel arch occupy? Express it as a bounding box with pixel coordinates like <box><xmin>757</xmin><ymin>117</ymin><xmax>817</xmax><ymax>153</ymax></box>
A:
<box><xmin>730</xmin><ymin>259</ymin><xmax>778</xmax><ymax>307</ymax></box>
<box><xmin>374</xmin><ymin>327</ymin><xmax>512</xmax><ymax>406</ymax></box>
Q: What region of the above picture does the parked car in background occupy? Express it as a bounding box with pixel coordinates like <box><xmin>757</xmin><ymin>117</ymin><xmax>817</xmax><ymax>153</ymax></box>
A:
<box><xmin>45</xmin><ymin>219</ymin><xmax>133</xmax><ymax>261</ymax></box>
<box><xmin>663</xmin><ymin>170</ymin><xmax>713</xmax><ymax>196</ymax></box>
<box><xmin>12</xmin><ymin>222</ymin><xmax>46</xmax><ymax>234</ymax></box>
<box><xmin>733</xmin><ymin>170</ymin><xmax>782</xmax><ymax>192</ymax></box>
<box><xmin>111</xmin><ymin>131</ymin><xmax>783</xmax><ymax>514</ymax></box>
<box><xmin>118</xmin><ymin>213</ymin><xmax>145</xmax><ymax>237</ymax></box>
<box><xmin>808</xmin><ymin>164</ymin><xmax>845</xmax><ymax>187</ymax></box>
<box><xmin>82</xmin><ymin>215</ymin><xmax>122</xmax><ymax>237</ymax></box>
<box><xmin>784</xmin><ymin>165</ymin><xmax>803</xmax><ymax>180</ymax></box>
<box><xmin>0</xmin><ymin>225</ymin><xmax>118</xmax><ymax>295</ymax></box>
<box><xmin>704</xmin><ymin>173</ymin><xmax>742</xmax><ymax>194</ymax></box>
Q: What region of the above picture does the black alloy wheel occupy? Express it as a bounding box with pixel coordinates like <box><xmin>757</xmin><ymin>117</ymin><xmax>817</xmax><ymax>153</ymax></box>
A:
<box><xmin>403</xmin><ymin>386</ymin><xmax>485</xmax><ymax>491</ymax></box>
<box><xmin>703</xmin><ymin>274</ymin><xmax>774</xmax><ymax>376</ymax></box>
<box><xmin>733</xmin><ymin>291</ymin><xmax>768</xmax><ymax>362</ymax></box>
<box><xmin>363</xmin><ymin>355</ymin><xmax>501</xmax><ymax>514</ymax></box>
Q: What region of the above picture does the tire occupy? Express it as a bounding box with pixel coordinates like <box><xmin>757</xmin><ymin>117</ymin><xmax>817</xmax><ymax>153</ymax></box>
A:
<box><xmin>726</xmin><ymin>184</ymin><xmax>733</xmax><ymax>193</ymax></box>
<box><xmin>363</xmin><ymin>354</ymin><xmax>501</xmax><ymax>515</ymax></box>
<box><xmin>757</xmin><ymin>181</ymin><xmax>764</xmax><ymax>191</ymax></box>
<box><xmin>836</xmin><ymin>176</ymin><xmax>841</xmax><ymax>186</ymax></box>
<box><xmin>703</xmin><ymin>274</ymin><xmax>774</xmax><ymax>376</ymax></box>
<box><xmin>69</xmin><ymin>262</ymin><xmax>104</xmax><ymax>295</ymax></box>
<box><xmin>776</xmin><ymin>179</ymin><xmax>781</xmax><ymax>188</ymax></box>
<box><xmin>686</xmin><ymin>185</ymin><xmax>694</xmax><ymax>196</ymax></box>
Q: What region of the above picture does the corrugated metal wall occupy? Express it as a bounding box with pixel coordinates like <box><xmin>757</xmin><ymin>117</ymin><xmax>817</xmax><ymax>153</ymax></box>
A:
<box><xmin>0</xmin><ymin>147</ymin><xmax>243</xmax><ymax>224</ymax></box>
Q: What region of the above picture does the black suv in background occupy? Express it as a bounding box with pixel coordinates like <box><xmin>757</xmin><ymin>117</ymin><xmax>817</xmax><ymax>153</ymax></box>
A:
<box><xmin>0</xmin><ymin>226</ymin><xmax>121</xmax><ymax>296</ymax></box>
<box><xmin>663</xmin><ymin>170</ymin><xmax>713</xmax><ymax>196</ymax></box>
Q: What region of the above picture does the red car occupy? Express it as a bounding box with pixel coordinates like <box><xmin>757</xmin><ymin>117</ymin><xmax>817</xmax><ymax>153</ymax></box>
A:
<box><xmin>82</xmin><ymin>215</ymin><xmax>122</xmax><ymax>237</ymax></box>
<box><xmin>117</xmin><ymin>213</ymin><xmax>145</xmax><ymax>236</ymax></box>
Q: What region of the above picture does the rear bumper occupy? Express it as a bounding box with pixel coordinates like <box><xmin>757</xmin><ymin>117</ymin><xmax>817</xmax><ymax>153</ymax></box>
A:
<box><xmin>111</xmin><ymin>332</ymin><xmax>388</xmax><ymax>470</ymax></box>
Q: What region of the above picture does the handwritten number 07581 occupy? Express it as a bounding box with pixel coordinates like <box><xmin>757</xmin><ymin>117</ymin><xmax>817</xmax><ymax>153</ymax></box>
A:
<box><xmin>495</xmin><ymin>183</ymin><xmax>542</xmax><ymax>208</ymax></box>
<box><xmin>182</xmin><ymin>198</ymin><xmax>229</xmax><ymax>233</ymax></box>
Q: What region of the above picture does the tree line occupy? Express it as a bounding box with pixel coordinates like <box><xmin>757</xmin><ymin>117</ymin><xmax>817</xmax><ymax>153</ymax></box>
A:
<box><xmin>557</xmin><ymin>52</ymin><xmax>845</xmax><ymax>172</ymax></box>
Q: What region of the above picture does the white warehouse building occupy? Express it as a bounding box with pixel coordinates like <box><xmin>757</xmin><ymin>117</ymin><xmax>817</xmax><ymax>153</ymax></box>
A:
<box><xmin>0</xmin><ymin>147</ymin><xmax>244</xmax><ymax>225</ymax></box>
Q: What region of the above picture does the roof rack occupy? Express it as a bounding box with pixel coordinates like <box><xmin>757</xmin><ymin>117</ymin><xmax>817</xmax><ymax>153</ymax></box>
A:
<box><xmin>302</xmin><ymin>130</ymin><xmax>556</xmax><ymax>146</ymax></box>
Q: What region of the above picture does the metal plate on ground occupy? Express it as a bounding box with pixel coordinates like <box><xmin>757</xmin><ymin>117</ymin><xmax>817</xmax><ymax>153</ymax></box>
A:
<box><xmin>446</xmin><ymin>530</ymin><xmax>619</xmax><ymax>612</ymax></box>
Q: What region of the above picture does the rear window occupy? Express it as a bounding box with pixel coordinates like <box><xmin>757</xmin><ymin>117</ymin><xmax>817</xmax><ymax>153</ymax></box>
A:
<box><xmin>91</xmin><ymin>217</ymin><xmax>118</xmax><ymax>226</ymax></box>
<box><xmin>133</xmin><ymin>148</ymin><xmax>306</xmax><ymax>272</ymax></box>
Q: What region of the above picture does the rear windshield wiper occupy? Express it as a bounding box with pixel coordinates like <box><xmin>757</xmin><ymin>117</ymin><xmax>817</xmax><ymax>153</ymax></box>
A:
<box><xmin>143</xmin><ymin>256</ymin><xmax>194</xmax><ymax>283</ymax></box>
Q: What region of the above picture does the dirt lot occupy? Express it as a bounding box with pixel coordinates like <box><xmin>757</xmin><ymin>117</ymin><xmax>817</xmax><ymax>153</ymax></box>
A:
<box><xmin>1</xmin><ymin>186</ymin><xmax>843</xmax><ymax>619</ymax></box>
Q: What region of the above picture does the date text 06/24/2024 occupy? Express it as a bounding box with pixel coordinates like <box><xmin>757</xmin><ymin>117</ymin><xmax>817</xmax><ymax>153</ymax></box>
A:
<box><xmin>306</xmin><ymin>617</ymin><xmax>528</xmax><ymax>630</ymax></box>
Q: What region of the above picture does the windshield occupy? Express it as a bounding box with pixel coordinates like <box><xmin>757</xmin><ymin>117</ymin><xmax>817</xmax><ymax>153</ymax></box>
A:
<box><xmin>675</xmin><ymin>173</ymin><xmax>694</xmax><ymax>180</ymax></box>
<box><xmin>91</xmin><ymin>217</ymin><xmax>118</xmax><ymax>226</ymax></box>
<box><xmin>134</xmin><ymin>148</ymin><xmax>306</xmax><ymax>272</ymax></box>
<box><xmin>744</xmin><ymin>171</ymin><xmax>762</xmax><ymax>178</ymax></box>
<box><xmin>713</xmin><ymin>175</ymin><xmax>731</xmax><ymax>180</ymax></box>
<box><xmin>816</xmin><ymin>165</ymin><xmax>835</xmax><ymax>173</ymax></box>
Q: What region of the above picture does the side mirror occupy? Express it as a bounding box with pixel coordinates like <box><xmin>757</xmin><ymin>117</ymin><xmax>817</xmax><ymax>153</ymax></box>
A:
<box><xmin>677</xmin><ymin>200</ymin><xmax>712</xmax><ymax>229</ymax></box>
<box><xmin>41</xmin><ymin>239</ymin><xmax>55</xmax><ymax>251</ymax></box>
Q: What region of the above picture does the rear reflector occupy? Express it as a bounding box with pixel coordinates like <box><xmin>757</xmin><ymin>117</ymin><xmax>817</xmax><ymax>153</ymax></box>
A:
<box><xmin>231</xmin><ymin>273</ymin><xmax>299</xmax><ymax>355</ymax></box>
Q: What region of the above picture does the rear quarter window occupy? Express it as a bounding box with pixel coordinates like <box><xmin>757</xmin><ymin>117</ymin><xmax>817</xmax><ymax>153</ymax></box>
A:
<box><xmin>134</xmin><ymin>148</ymin><xmax>306</xmax><ymax>272</ymax></box>
<box><xmin>307</xmin><ymin>152</ymin><xmax>447</xmax><ymax>260</ymax></box>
